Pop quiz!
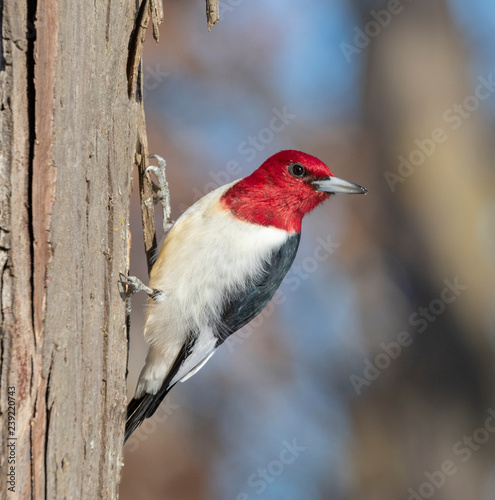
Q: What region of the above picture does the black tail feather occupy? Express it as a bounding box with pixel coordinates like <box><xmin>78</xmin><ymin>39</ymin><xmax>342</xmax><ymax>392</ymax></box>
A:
<box><xmin>124</xmin><ymin>337</ymin><xmax>197</xmax><ymax>443</ymax></box>
<box><xmin>124</xmin><ymin>383</ymin><xmax>174</xmax><ymax>443</ymax></box>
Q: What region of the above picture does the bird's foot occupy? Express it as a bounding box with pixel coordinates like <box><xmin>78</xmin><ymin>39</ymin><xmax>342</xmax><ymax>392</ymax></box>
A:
<box><xmin>119</xmin><ymin>273</ymin><xmax>153</xmax><ymax>296</ymax></box>
<box><xmin>147</xmin><ymin>154</ymin><xmax>172</xmax><ymax>234</ymax></box>
<box><xmin>119</xmin><ymin>273</ymin><xmax>166</xmax><ymax>302</ymax></box>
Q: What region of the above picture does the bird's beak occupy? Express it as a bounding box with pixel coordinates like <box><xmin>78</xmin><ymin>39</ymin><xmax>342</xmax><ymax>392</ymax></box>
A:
<box><xmin>312</xmin><ymin>176</ymin><xmax>368</xmax><ymax>195</ymax></box>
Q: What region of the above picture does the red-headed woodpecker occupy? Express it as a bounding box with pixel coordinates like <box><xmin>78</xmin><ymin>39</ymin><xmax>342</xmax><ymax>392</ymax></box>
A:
<box><xmin>125</xmin><ymin>150</ymin><xmax>366</xmax><ymax>441</ymax></box>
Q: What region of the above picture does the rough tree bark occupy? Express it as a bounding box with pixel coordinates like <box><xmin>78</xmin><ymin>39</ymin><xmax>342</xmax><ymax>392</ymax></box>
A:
<box><xmin>0</xmin><ymin>0</ymin><xmax>161</xmax><ymax>497</ymax></box>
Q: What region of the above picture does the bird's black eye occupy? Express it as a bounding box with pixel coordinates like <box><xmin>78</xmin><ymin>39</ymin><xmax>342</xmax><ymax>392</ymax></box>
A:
<box><xmin>289</xmin><ymin>163</ymin><xmax>306</xmax><ymax>178</ymax></box>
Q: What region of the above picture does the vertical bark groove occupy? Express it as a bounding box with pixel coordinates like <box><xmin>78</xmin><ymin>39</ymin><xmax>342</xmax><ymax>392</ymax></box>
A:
<box><xmin>26</xmin><ymin>0</ymin><xmax>36</xmax><ymax>338</ymax></box>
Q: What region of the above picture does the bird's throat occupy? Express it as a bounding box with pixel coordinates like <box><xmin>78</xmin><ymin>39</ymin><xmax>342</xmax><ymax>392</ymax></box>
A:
<box><xmin>220</xmin><ymin>179</ymin><xmax>326</xmax><ymax>232</ymax></box>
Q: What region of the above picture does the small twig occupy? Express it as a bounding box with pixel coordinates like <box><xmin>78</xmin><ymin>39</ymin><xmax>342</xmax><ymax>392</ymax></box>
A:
<box><xmin>206</xmin><ymin>0</ymin><xmax>219</xmax><ymax>31</ymax></box>
<box><xmin>150</xmin><ymin>0</ymin><xmax>164</xmax><ymax>42</ymax></box>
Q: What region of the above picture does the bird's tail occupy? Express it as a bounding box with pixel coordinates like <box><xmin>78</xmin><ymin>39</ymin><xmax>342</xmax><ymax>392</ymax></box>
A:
<box><xmin>125</xmin><ymin>338</ymin><xmax>196</xmax><ymax>443</ymax></box>
<box><xmin>124</xmin><ymin>382</ymin><xmax>174</xmax><ymax>443</ymax></box>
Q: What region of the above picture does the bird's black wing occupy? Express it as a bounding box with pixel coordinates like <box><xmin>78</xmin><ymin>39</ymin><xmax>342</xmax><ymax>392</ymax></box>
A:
<box><xmin>215</xmin><ymin>232</ymin><xmax>301</xmax><ymax>345</ymax></box>
<box><xmin>125</xmin><ymin>334</ymin><xmax>197</xmax><ymax>442</ymax></box>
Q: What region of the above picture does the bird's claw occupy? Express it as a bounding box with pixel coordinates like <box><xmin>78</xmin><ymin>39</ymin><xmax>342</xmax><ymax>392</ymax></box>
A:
<box><xmin>118</xmin><ymin>273</ymin><xmax>166</xmax><ymax>302</ymax></box>
<box><xmin>119</xmin><ymin>273</ymin><xmax>152</xmax><ymax>295</ymax></box>
<box><xmin>146</xmin><ymin>153</ymin><xmax>172</xmax><ymax>234</ymax></box>
<box><xmin>147</xmin><ymin>153</ymin><xmax>166</xmax><ymax>163</ymax></box>
<box><xmin>146</xmin><ymin>154</ymin><xmax>167</xmax><ymax>177</ymax></box>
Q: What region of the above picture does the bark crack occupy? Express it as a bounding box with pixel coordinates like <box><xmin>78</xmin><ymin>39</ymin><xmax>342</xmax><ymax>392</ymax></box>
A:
<box><xmin>42</xmin><ymin>356</ymin><xmax>53</xmax><ymax>500</ymax></box>
<box><xmin>126</xmin><ymin>0</ymin><xmax>163</xmax><ymax>100</ymax></box>
<box><xmin>26</xmin><ymin>0</ymin><xmax>37</xmax><ymax>340</ymax></box>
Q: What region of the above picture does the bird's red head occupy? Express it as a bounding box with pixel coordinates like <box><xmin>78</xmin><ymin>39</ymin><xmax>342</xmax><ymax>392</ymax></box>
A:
<box><xmin>220</xmin><ymin>150</ymin><xmax>366</xmax><ymax>233</ymax></box>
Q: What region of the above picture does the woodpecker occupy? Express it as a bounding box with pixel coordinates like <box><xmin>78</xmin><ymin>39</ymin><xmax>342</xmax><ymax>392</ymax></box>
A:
<box><xmin>124</xmin><ymin>150</ymin><xmax>366</xmax><ymax>441</ymax></box>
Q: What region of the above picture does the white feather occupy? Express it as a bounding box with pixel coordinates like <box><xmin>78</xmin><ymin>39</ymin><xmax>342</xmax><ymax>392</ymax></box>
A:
<box><xmin>135</xmin><ymin>181</ymin><xmax>290</xmax><ymax>397</ymax></box>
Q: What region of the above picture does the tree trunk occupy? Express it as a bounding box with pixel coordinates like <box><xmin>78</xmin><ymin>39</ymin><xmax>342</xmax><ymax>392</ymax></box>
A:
<box><xmin>0</xmin><ymin>0</ymin><xmax>144</xmax><ymax>497</ymax></box>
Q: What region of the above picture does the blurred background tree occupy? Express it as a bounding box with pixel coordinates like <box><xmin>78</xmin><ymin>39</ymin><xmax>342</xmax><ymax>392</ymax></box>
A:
<box><xmin>121</xmin><ymin>1</ymin><xmax>495</xmax><ymax>499</ymax></box>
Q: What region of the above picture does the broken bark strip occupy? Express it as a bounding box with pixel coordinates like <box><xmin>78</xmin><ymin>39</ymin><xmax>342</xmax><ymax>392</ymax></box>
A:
<box><xmin>206</xmin><ymin>0</ymin><xmax>220</xmax><ymax>31</ymax></box>
<box><xmin>136</xmin><ymin>122</ymin><xmax>157</xmax><ymax>274</ymax></box>
<box><xmin>127</xmin><ymin>0</ymin><xmax>163</xmax><ymax>99</ymax></box>
<box><xmin>127</xmin><ymin>0</ymin><xmax>152</xmax><ymax>99</ymax></box>
<box><xmin>126</xmin><ymin>0</ymin><xmax>163</xmax><ymax>274</ymax></box>
<box><xmin>150</xmin><ymin>0</ymin><xmax>164</xmax><ymax>42</ymax></box>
